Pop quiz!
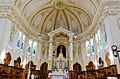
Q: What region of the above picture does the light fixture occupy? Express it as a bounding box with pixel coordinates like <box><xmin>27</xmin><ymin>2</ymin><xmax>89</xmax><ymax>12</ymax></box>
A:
<box><xmin>38</xmin><ymin>33</ymin><xmax>42</xmax><ymax>39</ymax></box>
<box><xmin>111</xmin><ymin>45</ymin><xmax>118</xmax><ymax>57</ymax></box>
<box><xmin>73</xmin><ymin>33</ymin><xmax>78</xmax><ymax>39</ymax></box>
<box><xmin>111</xmin><ymin>45</ymin><xmax>120</xmax><ymax>63</ymax></box>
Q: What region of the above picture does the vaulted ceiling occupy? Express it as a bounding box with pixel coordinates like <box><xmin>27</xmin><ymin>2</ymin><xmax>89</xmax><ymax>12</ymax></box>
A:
<box><xmin>13</xmin><ymin>0</ymin><xmax>101</xmax><ymax>35</ymax></box>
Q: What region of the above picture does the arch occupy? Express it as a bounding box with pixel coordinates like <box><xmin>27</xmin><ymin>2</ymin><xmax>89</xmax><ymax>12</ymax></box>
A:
<box><xmin>57</xmin><ymin>45</ymin><xmax>66</xmax><ymax>58</ymax></box>
<box><xmin>73</xmin><ymin>62</ymin><xmax>82</xmax><ymax>72</ymax></box>
<box><xmin>40</xmin><ymin>62</ymin><xmax>48</xmax><ymax>79</ymax></box>
<box><xmin>73</xmin><ymin>62</ymin><xmax>82</xmax><ymax>78</ymax></box>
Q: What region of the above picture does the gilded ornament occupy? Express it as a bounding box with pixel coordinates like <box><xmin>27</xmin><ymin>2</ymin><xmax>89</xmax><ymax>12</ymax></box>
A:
<box><xmin>54</xmin><ymin>0</ymin><xmax>66</xmax><ymax>9</ymax></box>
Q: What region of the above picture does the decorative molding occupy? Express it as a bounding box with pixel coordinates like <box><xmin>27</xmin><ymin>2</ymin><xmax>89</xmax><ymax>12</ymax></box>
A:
<box><xmin>54</xmin><ymin>0</ymin><xmax>66</xmax><ymax>9</ymax></box>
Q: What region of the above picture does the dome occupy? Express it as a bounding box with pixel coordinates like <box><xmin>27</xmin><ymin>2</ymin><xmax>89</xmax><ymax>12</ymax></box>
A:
<box><xmin>16</xmin><ymin>0</ymin><xmax>101</xmax><ymax>35</ymax></box>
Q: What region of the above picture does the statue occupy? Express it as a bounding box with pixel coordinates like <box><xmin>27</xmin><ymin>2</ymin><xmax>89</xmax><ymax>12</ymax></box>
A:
<box><xmin>56</xmin><ymin>45</ymin><xmax>66</xmax><ymax>69</ymax></box>
<box><xmin>14</xmin><ymin>57</ymin><xmax>21</xmax><ymax>68</ymax></box>
<box><xmin>105</xmin><ymin>52</ymin><xmax>111</xmax><ymax>66</ymax></box>
<box><xmin>4</xmin><ymin>52</ymin><xmax>12</xmax><ymax>65</ymax></box>
<box><xmin>86</xmin><ymin>61</ymin><xmax>95</xmax><ymax>70</ymax></box>
<box><xmin>98</xmin><ymin>57</ymin><xmax>104</xmax><ymax>69</ymax></box>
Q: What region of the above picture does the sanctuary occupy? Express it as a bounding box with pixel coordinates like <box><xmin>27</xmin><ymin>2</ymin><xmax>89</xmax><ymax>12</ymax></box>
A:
<box><xmin>0</xmin><ymin>0</ymin><xmax>120</xmax><ymax>79</ymax></box>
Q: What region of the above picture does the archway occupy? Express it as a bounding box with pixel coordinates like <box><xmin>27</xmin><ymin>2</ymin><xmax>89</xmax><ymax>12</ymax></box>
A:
<box><xmin>73</xmin><ymin>62</ymin><xmax>82</xmax><ymax>78</ymax></box>
<box><xmin>57</xmin><ymin>45</ymin><xmax>66</xmax><ymax>58</ymax></box>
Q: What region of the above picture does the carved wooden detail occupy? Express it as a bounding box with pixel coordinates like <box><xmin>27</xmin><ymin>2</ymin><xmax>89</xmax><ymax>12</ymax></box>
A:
<box><xmin>4</xmin><ymin>52</ymin><xmax>12</xmax><ymax>66</ymax></box>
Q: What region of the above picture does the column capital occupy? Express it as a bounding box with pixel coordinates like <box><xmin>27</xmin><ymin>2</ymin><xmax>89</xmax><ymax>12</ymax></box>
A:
<box><xmin>104</xmin><ymin>4</ymin><xmax>118</xmax><ymax>16</ymax></box>
<box><xmin>69</xmin><ymin>34</ymin><xmax>73</xmax><ymax>43</ymax></box>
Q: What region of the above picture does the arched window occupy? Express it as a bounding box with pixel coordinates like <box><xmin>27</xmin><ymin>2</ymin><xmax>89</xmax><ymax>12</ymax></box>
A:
<box><xmin>27</xmin><ymin>39</ymin><xmax>32</xmax><ymax>55</ymax></box>
<box><xmin>98</xmin><ymin>29</ymin><xmax>102</xmax><ymax>50</ymax></box>
<box><xmin>102</xmin><ymin>22</ymin><xmax>107</xmax><ymax>45</ymax></box>
<box><xmin>32</xmin><ymin>41</ymin><xmax>37</xmax><ymax>56</ymax></box>
<box><xmin>90</xmin><ymin>38</ymin><xmax>94</xmax><ymax>55</ymax></box>
<box><xmin>21</xmin><ymin>35</ymin><xmax>25</xmax><ymax>51</ymax></box>
<box><xmin>17</xmin><ymin>32</ymin><xmax>22</xmax><ymax>49</ymax></box>
<box><xmin>95</xmin><ymin>33</ymin><xmax>100</xmax><ymax>52</ymax></box>
<box><xmin>86</xmin><ymin>41</ymin><xmax>90</xmax><ymax>56</ymax></box>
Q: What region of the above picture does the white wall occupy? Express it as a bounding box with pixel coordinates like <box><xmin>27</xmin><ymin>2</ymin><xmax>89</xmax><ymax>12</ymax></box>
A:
<box><xmin>0</xmin><ymin>18</ymin><xmax>12</xmax><ymax>63</ymax></box>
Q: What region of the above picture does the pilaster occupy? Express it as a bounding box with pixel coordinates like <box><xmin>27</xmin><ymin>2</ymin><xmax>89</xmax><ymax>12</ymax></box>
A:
<box><xmin>36</xmin><ymin>39</ymin><xmax>42</xmax><ymax>70</ymax></box>
<box><xmin>48</xmin><ymin>34</ymin><xmax>53</xmax><ymax>70</ymax></box>
<box><xmin>69</xmin><ymin>34</ymin><xmax>73</xmax><ymax>70</ymax></box>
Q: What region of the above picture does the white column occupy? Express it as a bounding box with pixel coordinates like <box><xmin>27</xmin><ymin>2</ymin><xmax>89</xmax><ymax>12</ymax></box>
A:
<box><xmin>0</xmin><ymin>18</ymin><xmax>12</xmax><ymax>63</ymax></box>
<box><xmin>81</xmin><ymin>42</ymin><xmax>86</xmax><ymax>70</ymax></box>
<box><xmin>104</xmin><ymin>4</ymin><xmax>120</xmax><ymax>73</ymax></box>
<box><xmin>22</xmin><ymin>35</ymin><xmax>29</xmax><ymax>68</ymax></box>
<box><xmin>69</xmin><ymin>34</ymin><xmax>73</xmax><ymax>70</ymax></box>
<box><xmin>10</xmin><ymin>25</ymin><xmax>19</xmax><ymax>66</ymax></box>
<box><xmin>36</xmin><ymin>40</ymin><xmax>42</xmax><ymax>70</ymax></box>
<box><xmin>93</xmin><ymin>36</ymin><xmax>98</xmax><ymax>69</ymax></box>
<box><xmin>48</xmin><ymin>34</ymin><xmax>53</xmax><ymax>70</ymax></box>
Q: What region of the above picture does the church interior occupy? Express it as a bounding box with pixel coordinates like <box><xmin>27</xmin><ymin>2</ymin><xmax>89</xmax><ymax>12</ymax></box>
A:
<box><xmin>0</xmin><ymin>0</ymin><xmax>120</xmax><ymax>79</ymax></box>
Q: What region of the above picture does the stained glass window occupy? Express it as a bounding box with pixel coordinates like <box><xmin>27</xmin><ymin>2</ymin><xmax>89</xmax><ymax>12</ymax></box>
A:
<box><xmin>86</xmin><ymin>41</ymin><xmax>90</xmax><ymax>56</ymax></box>
<box><xmin>17</xmin><ymin>32</ymin><xmax>22</xmax><ymax>49</ymax></box>
<box><xmin>90</xmin><ymin>39</ymin><xmax>94</xmax><ymax>55</ymax></box>
<box><xmin>102</xmin><ymin>22</ymin><xmax>107</xmax><ymax>45</ymax></box>
<box><xmin>27</xmin><ymin>39</ymin><xmax>32</xmax><ymax>55</ymax></box>
<box><xmin>95</xmin><ymin>33</ymin><xmax>100</xmax><ymax>52</ymax></box>
<box><xmin>21</xmin><ymin>35</ymin><xmax>25</xmax><ymax>51</ymax></box>
<box><xmin>32</xmin><ymin>42</ymin><xmax>37</xmax><ymax>56</ymax></box>
<box><xmin>98</xmin><ymin>29</ymin><xmax>102</xmax><ymax>50</ymax></box>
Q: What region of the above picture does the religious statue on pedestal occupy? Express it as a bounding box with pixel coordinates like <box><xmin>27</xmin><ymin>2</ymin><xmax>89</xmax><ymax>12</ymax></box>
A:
<box><xmin>55</xmin><ymin>45</ymin><xmax>67</xmax><ymax>70</ymax></box>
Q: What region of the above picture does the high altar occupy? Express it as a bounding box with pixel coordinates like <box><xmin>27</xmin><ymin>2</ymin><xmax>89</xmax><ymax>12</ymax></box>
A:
<box><xmin>47</xmin><ymin>27</ymin><xmax>74</xmax><ymax>70</ymax></box>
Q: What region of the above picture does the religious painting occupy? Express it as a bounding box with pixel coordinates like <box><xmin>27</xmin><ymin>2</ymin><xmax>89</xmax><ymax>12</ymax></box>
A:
<box><xmin>73</xmin><ymin>43</ymin><xmax>76</xmax><ymax>59</ymax></box>
<box><xmin>32</xmin><ymin>42</ymin><xmax>37</xmax><ymax>56</ymax></box>
<box><xmin>78</xmin><ymin>44</ymin><xmax>81</xmax><ymax>56</ymax></box>
<box><xmin>27</xmin><ymin>39</ymin><xmax>32</xmax><ymax>55</ymax></box>
<box><xmin>42</xmin><ymin>43</ymin><xmax>45</xmax><ymax>57</ymax></box>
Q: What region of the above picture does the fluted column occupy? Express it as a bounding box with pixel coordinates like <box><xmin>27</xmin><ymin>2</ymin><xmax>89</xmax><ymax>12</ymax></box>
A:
<box><xmin>69</xmin><ymin>34</ymin><xmax>73</xmax><ymax>70</ymax></box>
<box><xmin>11</xmin><ymin>27</ymin><xmax>19</xmax><ymax>66</ymax></box>
<box><xmin>93</xmin><ymin>35</ymin><xmax>98</xmax><ymax>69</ymax></box>
<box><xmin>48</xmin><ymin>34</ymin><xmax>53</xmax><ymax>70</ymax></box>
<box><xmin>22</xmin><ymin>35</ymin><xmax>29</xmax><ymax>68</ymax></box>
<box><xmin>36</xmin><ymin>40</ymin><xmax>42</xmax><ymax>70</ymax></box>
<box><xmin>104</xmin><ymin>3</ymin><xmax>120</xmax><ymax>73</ymax></box>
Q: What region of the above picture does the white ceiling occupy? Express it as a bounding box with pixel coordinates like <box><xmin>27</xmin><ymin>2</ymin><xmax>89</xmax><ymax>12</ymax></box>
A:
<box><xmin>13</xmin><ymin>0</ymin><xmax>101</xmax><ymax>35</ymax></box>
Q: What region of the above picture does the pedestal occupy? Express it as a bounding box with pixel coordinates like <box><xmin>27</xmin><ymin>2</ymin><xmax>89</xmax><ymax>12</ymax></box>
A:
<box><xmin>48</xmin><ymin>72</ymin><xmax>66</xmax><ymax>79</ymax></box>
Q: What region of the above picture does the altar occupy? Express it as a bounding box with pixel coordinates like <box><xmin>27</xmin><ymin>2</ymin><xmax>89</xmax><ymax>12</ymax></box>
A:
<box><xmin>48</xmin><ymin>72</ymin><xmax>67</xmax><ymax>79</ymax></box>
<box><xmin>53</xmin><ymin>45</ymin><xmax>68</xmax><ymax>70</ymax></box>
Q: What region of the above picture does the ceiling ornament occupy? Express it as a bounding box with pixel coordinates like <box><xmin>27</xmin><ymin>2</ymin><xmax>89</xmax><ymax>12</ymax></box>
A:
<box><xmin>54</xmin><ymin>0</ymin><xmax>66</xmax><ymax>9</ymax></box>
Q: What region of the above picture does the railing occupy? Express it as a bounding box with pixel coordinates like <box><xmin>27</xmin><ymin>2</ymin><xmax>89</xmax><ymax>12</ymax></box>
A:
<box><xmin>69</xmin><ymin>65</ymin><xmax>120</xmax><ymax>79</ymax></box>
<box><xmin>0</xmin><ymin>64</ymin><xmax>25</xmax><ymax>79</ymax></box>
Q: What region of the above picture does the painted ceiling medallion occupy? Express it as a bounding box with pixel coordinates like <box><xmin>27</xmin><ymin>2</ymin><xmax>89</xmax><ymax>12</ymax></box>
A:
<box><xmin>54</xmin><ymin>0</ymin><xmax>66</xmax><ymax>9</ymax></box>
